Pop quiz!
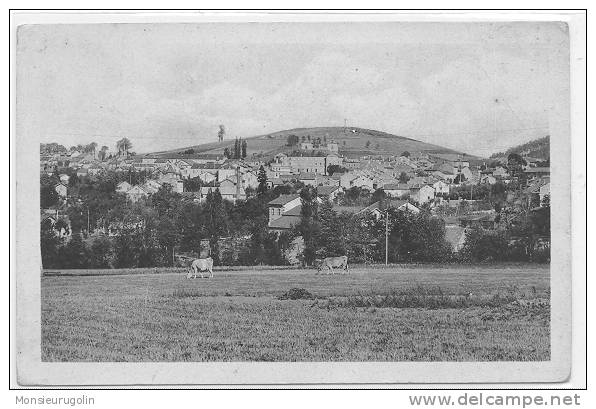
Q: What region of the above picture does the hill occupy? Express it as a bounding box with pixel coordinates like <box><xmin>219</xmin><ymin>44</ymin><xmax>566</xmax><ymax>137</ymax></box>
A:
<box><xmin>489</xmin><ymin>136</ymin><xmax>550</xmax><ymax>160</ymax></box>
<box><xmin>149</xmin><ymin>126</ymin><xmax>481</xmax><ymax>161</ymax></box>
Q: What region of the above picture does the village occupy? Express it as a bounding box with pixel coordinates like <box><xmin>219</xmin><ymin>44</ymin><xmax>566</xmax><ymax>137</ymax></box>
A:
<box><xmin>40</xmin><ymin>133</ymin><xmax>551</xmax><ymax>267</ymax></box>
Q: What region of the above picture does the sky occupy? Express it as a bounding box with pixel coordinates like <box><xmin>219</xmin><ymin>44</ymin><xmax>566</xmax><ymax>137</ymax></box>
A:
<box><xmin>17</xmin><ymin>21</ymin><xmax>569</xmax><ymax>157</ymax></box>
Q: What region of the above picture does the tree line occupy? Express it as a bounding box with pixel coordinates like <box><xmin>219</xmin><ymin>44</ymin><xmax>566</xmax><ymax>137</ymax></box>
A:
<box><xmin>40</xmin><ymin>169</ymin><xmax>549</xmax><ymax>269</ymax></box>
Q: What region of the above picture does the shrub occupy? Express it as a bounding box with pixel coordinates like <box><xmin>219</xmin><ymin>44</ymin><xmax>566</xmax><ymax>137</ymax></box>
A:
<box><xmin>278</xmin><ymin>288</ymin><xmax>315</xmax><ymax>300</ymax></box>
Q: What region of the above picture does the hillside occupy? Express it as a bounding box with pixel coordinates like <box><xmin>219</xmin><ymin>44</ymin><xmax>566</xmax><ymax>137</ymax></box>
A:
<box><xmin>490</xmin><ymin>136</ymin><xmax>550</xmax><ymax>160</ymax></box>
<box><xmin>149</xmin><ymin>126</ymin><xmax>480</xmax><ymax>161</ymax></box>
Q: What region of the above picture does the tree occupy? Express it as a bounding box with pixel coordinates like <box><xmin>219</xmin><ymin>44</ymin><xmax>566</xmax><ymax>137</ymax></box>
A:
<box><xmin>58</xmin><ymin>233</ymin><xmax>90</xmax><ymax>269</ymax></box>
<box><xmin>365</xmin><ymin>141</ymin><xmax>371</xmax><ymax>148</ymax></box>
<box><xmin>233</xmin><ymin>138</ymin><xmax>241</xmax><ymax>159</ymax></box>
<box><xmin>98</xmin><ymin>145</ymin><xmax>109</xmax><ymax>161</ymax></box>
<box><xmin>218</xmin><ymin>125</ymin><xmax>226</xmax><ymax>142</ymax></box>
<box><xmin>460</xmin><ymin>227</ymin><xmax>509</xmax><ymax>262</ymax></box>
<box><xmin>317</xmin><ymin>201</ymin><xmax>346</xmax><ymax>257</ymax></box>
<box><xmin>116</xmin><ymin>138</ymin><xmax>132</xmax><ymax>157</ymax></box>
<box><xmin>40</xmin><ymin>175</ymin><xmax>59</xmax><ymax>208</ymax></box>
<box><xmin>224</xmin><ymin>147</ymin><xmax>231</xmax><ymax>159</ymax></box>
<box><xmin>241</xmin><ymin>139</ymin><xmax>247</xmax><ymax>158</ymax></box>
<box><xmin>257</xmin><ymin>165</ymin><xmax>268</xmax><ymax>196</ymax></box>
<box><xmin>327</xmin><ymin>164</ymin><xmax>348</xmax><ymax>176</ymax></box>
<box><xmin>286</xmin><ymin>134</ymin><xmax>299</xmax><ymax>147</ymax></box>
<box><xmin>205</xmin><ymin>189</ymin><xmax>228</xmax><ymax>264</ymax></box>
<box><xmin>371</xmin><ymin>188</ymin><xmax>387</xmax><ymax>206</ymax></box>
<box><xmin>398</xmin><ymin>172</ymin><xmax>410</xmax><ymax>184</ymax></box>
<box><xmin>507</xmin><ymin>153</ymin><xmax>527</xmax><ymax>179</ymax></box>
<box><xmin>401</xmin><ymin>151</ymin><xmax>411</xmax><ymax>157</ymax></box>
<box><xmin>89</xmin><ymin>236</ymin><xmax>112</xmax><ymax>268</ymax></box>
<box><xmin>87</xmin><ymin>142</ymin><xmax>98</xmax><ymax>157</ymax></box>
<box><xmin>297</xmin><ymin>186</ymin><xmax>319</xmax><ymax>265</ymax></box>
<box><xmin>183</xmin><ymin>176</ymin><xmax>204</xmax><ymax>192</ymax></box>
<box><xmin>40</xmin><ymin>219</ymin><xmax>62</xmax><ymax>268</ymax></box>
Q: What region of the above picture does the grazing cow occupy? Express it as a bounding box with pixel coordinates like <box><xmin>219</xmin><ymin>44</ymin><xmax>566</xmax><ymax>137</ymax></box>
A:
<box><xmin>316</xmin><ymin>256</ymin><xmax>349</xmax><ymax>274</ymax></box>
<box><xmin>186</xmin><ymin>257</ymin><xmax>214</xmax><ymax>279</ymax></box>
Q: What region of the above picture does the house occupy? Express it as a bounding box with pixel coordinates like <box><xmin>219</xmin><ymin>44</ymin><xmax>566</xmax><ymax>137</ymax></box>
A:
<box><xmin>315</xmin><ymin>174</ymin><xmax>340</xmax><ymax>187</ymax></box>
<box><xmin>432</xmin><ymin>180</ymin><xmax>450</xmax><ymax>195</ymax></box>
<box><xmin>339</xmin><ymin>172</ymin><xmax>357</xmax><ymax>189</ymax></box>
<box><xmin>116</xmin><ymin>181</ymin><xmax>132</xmax><ymax>194</ymax></box>
<box><xmin>267</xmin><ymin>178</ymin><xmax>285</xmax><ymax>189</ymax></box>
<box><xmin>383</xmin><ymin>183</ymin><xmax>410</xmax><ymax>198</ymax></box>
<box><xmin>316</xmin><ymin>185</ymin><xmax>341</xmax><ymax>202</ymax></box>
<box><xmin>410</xmin><ymin>184</ymin><xmax>435</xmax><ymax>204</ymax></box>
<box><xmin>217</xmin><ymin>163</ymin><xmax>239</xmax><ymax>182</ymax></box>
<box><xmin>241</xmin><ymin>170</ymin><xmax>259</xmax><ymax>189</ymax></box>
<box><xmin>267</xmin><ymin>205</ymin><xmax>303</xmax><ymax>232</ymax></box>
<box><xmin>298</xmin><ymin>172</ymin><xmax>317</xmax><ymax>186</ymax></box>
<box><xmin>218</xmin><ymin>178</ymin><xmax>246</xmax><ymax>203</ymax></box>
<box><xmin>432</xmin><ymin>170</ymin><xmax>455</xmax><ymax>183</ymax></box>
<box><xmin>389</xmin><ymin>200</ymin><xmax>421</xmax><ymax>214</ymax></box>
<box><xmin>143</xmin><ymin>179</ymin><xmax>162</xmax><ymax>194</ymax></box>
<box><xmin>87</xmin><ymin>165</ymin><xmax>104</xmax><ymax>176</ymax></box>
<box><xmin>126</xmin><ymin>185</ymin><xmax>150</xmax><ymax>203</ymax></box>
<box><xmin>76</xmin><ymin>168</ymin><xmax>88</xmax><ymax>177</ymax></box>
<box><xmin>268</xmin><ymin>194</ymin><xmax>302</xmax><ymax>226</ymax></box>
<box><xmin>458</xmin><ymin>167</ymin><xmax>474</xmax><ymax>182</ymax></box>
<box><xmin>54</xmin><ymin>183</ymin><xmax>68</xmax><ymax>198</ymax></box>
<box><xmin>334</xmin><ymin>201</ymin><xmax>383</xmax><ymax>220</ymax></box>
<box><xmin>524</xmin><ymin>167</ymin><xmax>550</xmax><ymax>179</ymax></box>
<box><xmin>480</xmin><ymin>174</ymin><xmax>497</xmax><ymax>185</ymax></box>
<box><xmin>266</xmin><ymin>194</ymin><xmax>325</xmax><ymax>232</ymax></box>
<box><xmin>493</xmin><ymin>166</ymin><xmax>509</xmax><ymax>178</ymax></box>
<box><xmin>343</xmin><ymin>158</ymin><xmax>361</xmax><ymax>170</ymax></box>
<box><xmin>162</xmin><ymin>179</ymin><xmax>184</xmax><ymax>193</ymax></box>
<box><xmin>349</xmin><ymin>175</ymin><xmax>375</xmax><ymax>191</ymax></box>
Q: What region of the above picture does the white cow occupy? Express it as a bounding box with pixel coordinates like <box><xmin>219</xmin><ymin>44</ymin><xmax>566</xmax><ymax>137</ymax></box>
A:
<box><xmin>186</xmin><ymin>257</ymin><xmax>214</xmax><ymax>279</ymax></box>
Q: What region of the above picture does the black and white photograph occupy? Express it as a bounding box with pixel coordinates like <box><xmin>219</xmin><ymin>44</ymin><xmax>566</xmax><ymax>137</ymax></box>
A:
<box><xmin>12</xmin><ymin>10</ymin><xmax>583</xmax><ymax>386</ymax></box>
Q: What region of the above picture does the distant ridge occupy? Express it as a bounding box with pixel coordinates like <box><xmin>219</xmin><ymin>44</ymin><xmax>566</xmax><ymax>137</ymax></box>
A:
<box><xmin>489</xmin><ymin>136</ymin><xmax>550</xmax><ymax>160</ymax></box>
<box><xmin>149</xmin><ymin>126</ymin><xmax>481</xmax><ymax>160</ymax></box>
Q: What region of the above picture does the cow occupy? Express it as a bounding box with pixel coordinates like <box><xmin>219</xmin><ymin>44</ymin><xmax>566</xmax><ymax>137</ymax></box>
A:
<box><xmin>316</xmin><ymin>256</ymin><xmax>349</xmax><ymax>274</ymax></box>
<box><xmin>186</xmin><ymin>257</ymin><xmax>214</xmax><ymax>279</ymax></box>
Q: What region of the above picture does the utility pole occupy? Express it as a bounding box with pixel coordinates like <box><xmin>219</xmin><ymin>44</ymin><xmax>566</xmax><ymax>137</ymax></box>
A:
<box><xmin>87</xmin><ymin>207</ymin><xmax>90</xmax><ymax>234</ymax></box>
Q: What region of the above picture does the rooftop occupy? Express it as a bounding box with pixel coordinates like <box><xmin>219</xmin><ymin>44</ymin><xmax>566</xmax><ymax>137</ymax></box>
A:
<box><xmin>268</xmin><ymin>194</ymin><xmax>301</xmax><ymax>206</ymax></box>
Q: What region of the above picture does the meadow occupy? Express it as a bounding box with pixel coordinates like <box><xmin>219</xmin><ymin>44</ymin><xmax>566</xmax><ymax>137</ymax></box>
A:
<box><xmin>41</xmin><ymin>264</ymin><xmax>550</xmax><ymax>362</ymax></box>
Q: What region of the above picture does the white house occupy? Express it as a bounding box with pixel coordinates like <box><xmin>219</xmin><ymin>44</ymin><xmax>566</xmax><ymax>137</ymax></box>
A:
<box><xmin>410</xmin><ymin>184</ymin><xmax>435</xmax><ymax>204</ymax></box>
<box><xmin>432</xmin><ymin>180</ymin><xmax>450</xmax><ymax>195</ymax></box>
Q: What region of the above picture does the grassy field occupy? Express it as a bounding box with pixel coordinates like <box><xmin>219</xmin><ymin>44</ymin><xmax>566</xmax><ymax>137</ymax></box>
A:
<box><xmin>41</xmin><ymin>265</ymin><xmax>550</xmax><ymax>362</ymax></box>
